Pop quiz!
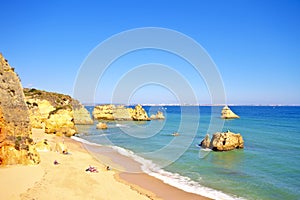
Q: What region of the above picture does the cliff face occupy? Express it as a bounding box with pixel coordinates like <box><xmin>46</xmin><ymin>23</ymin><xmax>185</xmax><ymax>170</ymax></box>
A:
<box><xmin>93</xmin><ymin>104</ymin><xmax>151</xmax><ymax>121</ymax></box>
<box><xmin>24</xmin><ymin>88</ymin><xmax>93</xmax><ymax>136</ymax></box>
<box><xmin>0</xmin><ymin>53</ymin><xmax>40</xmax><ymax>165</ymax></box>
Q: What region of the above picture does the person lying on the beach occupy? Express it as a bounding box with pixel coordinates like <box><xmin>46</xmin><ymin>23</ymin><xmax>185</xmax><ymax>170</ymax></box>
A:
<box><xmin>85</xmin><ymin>166</ymin><xmax>99</xmax><ymax>173</ymax></box>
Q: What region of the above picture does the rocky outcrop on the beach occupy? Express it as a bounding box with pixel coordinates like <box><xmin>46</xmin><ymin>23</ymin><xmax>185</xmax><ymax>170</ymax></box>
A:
<box><xmin>150</xmin><ymin>111</ymin><xmax>165</xmax><ymax>120</ymax></box>
<box><xmin>45</xmin><ymin>107</ymin><xmax>76</xmax><ymax>137</ymax></box>
<box><xmin>200</xmin><ymin>130</ymin><xmax>244</xmax><ymax>151</ymax></box>
<box><xmin>73</xmin><ymin>107</ymin><xmax>93</xmax><ymax>125</ymax></box>
<box><xmin>35</xmin><ymin>139</ymin><xmax>52</xmax><ymax>152</ymax></box>
<box><xmin>24</xmin><ymin>88</ymin><xmax>93</xmax><ymax>136</ymax></box>
<box><xmin>93</xmin><ymin>104</ymin><xmax>150</xmax><ymax>121</ymax></box>
<box><xmin>0</xmin><ymin>53</ymin><xmax>40</xmax><ymax>165</ymax></box>
<box><xmin>221</xmin><ymin>106</ymin><xmax>239</xmax><ymax>119</ymax></box>
<box><xmin>55</xmin><ymin>142</ymin><xmax>68</xmax><ymax>154</ymax></box>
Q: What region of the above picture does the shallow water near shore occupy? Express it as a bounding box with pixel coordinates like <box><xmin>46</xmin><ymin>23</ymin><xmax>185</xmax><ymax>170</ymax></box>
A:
<box><xmin>76</xmin><ymin>106</ymin><xmax>300</xmax><ymax>200</ymax></box>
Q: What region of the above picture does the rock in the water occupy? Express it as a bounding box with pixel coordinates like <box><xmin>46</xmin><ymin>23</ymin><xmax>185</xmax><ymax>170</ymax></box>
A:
<box><xmin>200</xmin><ymin>134</ymin><xmax>211</xmax><ymax>148</ymax></box>
<box><xmin>0</xmin><ymin>53</ymin><xmax>40</xmax><ymax>165</ymax></box>
<box><xmin>93</xmin><ymin>104</ymin><xmax>115</xmax><ymax>120</ymax></box>
<box><xmin>130</xmin><ymin>104</ymin><xmax>150</xmax><ymax>121</ymax></box>
<box><xmin>221</xmin><ymin>106</ymin><xmax>239</xmax><ymax>119</ymax></box>
<box><xmin>150</xmin><ymin>111</ymin><xmax>165</xmax><ymax>120</ymax></box>
<box><xmin>210</xmin><ymin>131</ymin><xmax>244</xmax><ymax>151</ymax></box>
<box><xmin>93</xmin><ymin>104</ymin><xmax>150</xmax><ymax>121</ymax></box>
<box><xmin>96</xmin><ymin>122</ymin><xmax>108</xmax><ymax>129</ymax></box>
<box><xmin>200</xmin><ymin>130</ymin><xmax>244</xmax><ymax>151</ymax></box>
<box><xmin>113</xmin><ymin>105</ymin><xmax>132</xmax><ymax>120</ymax></box>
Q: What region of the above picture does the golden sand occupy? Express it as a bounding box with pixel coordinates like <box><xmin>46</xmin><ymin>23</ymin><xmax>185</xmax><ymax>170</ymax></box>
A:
<box><xmin>0</xmin><ymin>128</ymin><xmax>210</xmax><ymax>200</ymax></box>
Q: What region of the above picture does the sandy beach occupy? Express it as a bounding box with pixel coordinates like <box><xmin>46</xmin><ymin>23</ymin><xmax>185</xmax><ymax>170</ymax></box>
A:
<box><xmin>0</xmin><ymin>128</ymin><xmax>210</xmax><ymax>200</ymax></box>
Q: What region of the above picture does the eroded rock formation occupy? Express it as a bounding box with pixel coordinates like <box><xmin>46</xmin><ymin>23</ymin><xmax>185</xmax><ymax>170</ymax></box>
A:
<box><xmin>93</xmin><ymin>104</ymin><xmax>151</xmax><ymax>121</ymax></box>
<box><xmin>0</xmin><ymin>53</ymin><xmax>40</xmax><ymax>165</ymax></box>
<box><xmin>73</xmin><ymin>107</ymin><xmax>93</xmax><ymax>125</ymax></box>
<box><xmin>45</xmin><ymin>107</ymin><xmax>76</xmax><ymax>137</ymax></box>
<box><xmin>200</xmin><ymin>130</ymin><xmax>244</xmax><ymax>151</ymax></box>
<box><xmin>200</xmin><ymin>134</ymin><xmax>211</xmax><ymax>149</ymax></box>
<box><xmin>221</xmin><ymin>106</ymin><xmax>239</xmax><ymax>119</ymax></box>
<box><xmin>24</xmin><ymin>88</ymin><xmax>93</xmax><ymax>136</ymax></box>
<box><xmin>35</xmin><ymin>139</ymin><xmax>52</xmax><ymax>152</ymax></box>
<box><xmin>96</xmin><ymin>122</ymin><xmax>108</xmax><ymax>129</ymax></box>
<box><xmin>114</xmin><ymin>105</ymin><xmax>132</xmax><ymax>120</ymax></box>
<box><xmin>130</xmin><ymin>104</ymin><xmax>150</xmax><ymax>121</ymax></box>
<box><xmin>93</xmin><ymin>104</ymin><xmax>115</xmax><ymax>120</ymax></box>
<box><xmin>150</xmin><ymin>111</ymin><xmax>165</xmax><ymax>120</ymax></box>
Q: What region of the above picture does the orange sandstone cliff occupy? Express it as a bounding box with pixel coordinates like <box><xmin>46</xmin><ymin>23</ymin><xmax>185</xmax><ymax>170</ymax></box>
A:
<box><xmin>0</xmin><ymin>53</ymin><xmax>40</xmax><ymax>165</ymax></box>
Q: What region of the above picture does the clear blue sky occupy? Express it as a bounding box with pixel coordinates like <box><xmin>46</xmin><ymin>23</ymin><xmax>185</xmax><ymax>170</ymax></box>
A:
<box><xmin>1</xmin><ymin>0</ymin><xmax>299</xmax><ymax>105</ymax></box>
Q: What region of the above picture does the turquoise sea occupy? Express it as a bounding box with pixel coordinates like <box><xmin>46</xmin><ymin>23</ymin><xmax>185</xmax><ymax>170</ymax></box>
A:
<box><xmin>76</xmin><ymin>106</ymin><xmax>300</xmax><ymax>200</ymax></box>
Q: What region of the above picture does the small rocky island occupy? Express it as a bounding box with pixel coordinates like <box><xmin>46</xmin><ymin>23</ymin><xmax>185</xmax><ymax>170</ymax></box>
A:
<box><xmin>221</xmin><ymin>105</ymin><xmax>240</xmax><ymax>119</ymax></box>
<box><xmin>200</xmin><ymin>130</ymin><xmax>244</xmax><ymax>151</ymax></box>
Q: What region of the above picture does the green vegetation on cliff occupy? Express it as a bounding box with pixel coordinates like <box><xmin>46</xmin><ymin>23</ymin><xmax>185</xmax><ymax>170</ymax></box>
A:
<box><xmin>24</xmin><ymin>88</ymin><xmax>81</xmax><ymax>109</ymax></box>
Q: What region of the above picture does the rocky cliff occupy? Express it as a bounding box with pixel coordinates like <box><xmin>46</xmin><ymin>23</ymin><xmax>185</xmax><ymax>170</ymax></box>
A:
<box><xmin>24</xmin><ymin>88</ymin><xmax>93</xmax><ymax>137</ymax></box>
<box><xmin>92</xmin><ymin>104</ymin><xmax>115</xmax><ymax>120</ymax></box>
<box><xmin>93</xmin><ymin>104</ymin><xmax>151</xmax><ymax>121</ymax></box>
<box><xmin>200</xmin><ymin>130</ymin><xmax>244</xmax><ymax>151</ymax></box>
<box><xmin>0</xmin><ymin>53</ymin><xmax>40</xmax><ymax>165</ymax></box>
<box><xmin>221</xmin><ymin>106</ymin><xmax>240</xmax><ymax>119</ymax></box>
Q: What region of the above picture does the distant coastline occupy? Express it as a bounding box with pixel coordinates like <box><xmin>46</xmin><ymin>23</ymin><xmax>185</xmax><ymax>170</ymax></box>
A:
<box><xmin>82</xmin><ymin>103</ymin><xmax>300</xmax><ymax>107</ymax></box>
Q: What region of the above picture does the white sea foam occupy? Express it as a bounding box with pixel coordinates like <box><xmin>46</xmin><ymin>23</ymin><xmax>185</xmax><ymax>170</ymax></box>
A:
<box><xmin>200</xmin><ymin>148</ymin><xmax>213</xmax><ymax>152</ymax></box>
<box><xmin>110</xmin><ymin>145</ymin><xmax>244</xmax><ymax>200</ymax></box>
<box><xmin>72</xmin><ymin>136</ymin><xmax>244</xmax><ymax>200</ymax></box>
<box><xmin>71</xmin><ymin>136</ymin><xmax>103</xmax><ymax>147</ymax></box>
<box><xmin>115</xmin><ymin>123</ymin><xmax>130</xmax><ymax>128</ymax></box>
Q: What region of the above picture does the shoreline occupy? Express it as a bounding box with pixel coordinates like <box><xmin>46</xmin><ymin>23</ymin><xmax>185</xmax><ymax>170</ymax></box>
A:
<box><xmin>117</xmin><ymin>173</ymin><xmax>211</xmax><ymax>200</ymax></box>
<box><xmin>74</xmin><ymin>136</ymin><xmax>212</xmax><ymax>200</ymax></box>
<box><xmin>0</xmin><ymin>128</ymin><xmax>211</xmax><ymax>200</ymax></box>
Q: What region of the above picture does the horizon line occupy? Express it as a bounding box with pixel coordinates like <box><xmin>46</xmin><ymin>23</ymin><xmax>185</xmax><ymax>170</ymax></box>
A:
<box><xmin>82</xmin><ymin>103</ymin><xmax>300</xmax><ymax>107</ymax></box>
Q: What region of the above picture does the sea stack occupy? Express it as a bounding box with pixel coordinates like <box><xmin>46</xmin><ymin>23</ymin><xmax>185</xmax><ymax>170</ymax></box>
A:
<box><xmin>221</xmin><ymin>105</ymin><xmax>239</xmax><ymax>119</ymax></box>
<box><xmin>200</xmin><ymin>130</ymin><xmax>244</xmax><ymax>151</ymax></box>
<box><xmin>96</xmin><ymin>122</ymin><xmax>108</xmax><ymax>129</ymax></box>
<box><xmin>150</xmin><ymin>111</ymin><xmax>165</xmax><ymax>120</ymax></box>
<box><xmin>0</xmin><ymin>53</ymin><xmax>40</xmax><ymax>165</ymax></box>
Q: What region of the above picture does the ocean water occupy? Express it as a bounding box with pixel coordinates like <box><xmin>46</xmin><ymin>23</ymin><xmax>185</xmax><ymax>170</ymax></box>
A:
<box><xmin>76</xmin><ymin>106</ymin><xmax>300</xmax><ymax>200</ymax></box>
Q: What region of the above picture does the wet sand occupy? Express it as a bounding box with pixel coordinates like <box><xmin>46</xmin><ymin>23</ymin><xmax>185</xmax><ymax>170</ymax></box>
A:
<box><xmin>78</xmin><ymin>137</ymin><xmax>212</xmax><ymax>200</ymax></box>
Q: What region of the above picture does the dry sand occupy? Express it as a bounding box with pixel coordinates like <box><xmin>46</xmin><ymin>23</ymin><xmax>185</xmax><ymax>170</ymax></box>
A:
<box><xmin>0</xmin><ymin>128</ymin><xmax>211</xmax><ymax>200</ymax></box>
